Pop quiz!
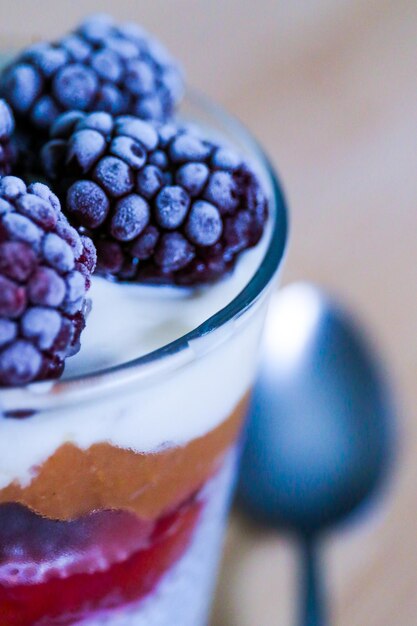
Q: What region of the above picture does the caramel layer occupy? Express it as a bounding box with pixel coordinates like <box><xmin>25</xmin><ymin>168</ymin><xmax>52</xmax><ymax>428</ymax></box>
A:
<box><xmin>0</xmin><ymin>395</ymin><xmax>248</xmax><ymax>521</ymax></box>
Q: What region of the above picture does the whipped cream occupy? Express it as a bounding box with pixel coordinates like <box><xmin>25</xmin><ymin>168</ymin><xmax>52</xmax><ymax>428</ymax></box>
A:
<box><xmin>0</xmin><ymin>232</ymin><xmax>273</xmax><ymax>490</ymax></box>
<box><xmin>64</xmin><ymin>236</ymin><xmax>267</xmax><ymax>378</ymax></box>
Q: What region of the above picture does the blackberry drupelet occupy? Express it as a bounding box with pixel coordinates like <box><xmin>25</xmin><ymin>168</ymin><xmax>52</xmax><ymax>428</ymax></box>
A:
<box><xmin>0</xmin><ymin>13</ymin><xmax>183</xmax><ymax>137</ymax></box>
<box><xmin>0</xmin><ymin>99</ymin><xmax>17</xmax><ymax>176</ymax></box>
<box><xmin>0</xmin><ymin>176</ymin><xmax>96</xmax><ymax>386</ymax></box>
<box><xmin>41</xmin><ymin>111</ymin><xmax>268</xmax><ymax>285</ymax></box>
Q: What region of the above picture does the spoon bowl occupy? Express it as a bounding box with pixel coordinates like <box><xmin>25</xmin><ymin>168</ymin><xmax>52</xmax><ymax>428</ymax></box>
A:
<box><xmin>238</xmin><ymin>283</ymin><xmax>393</xmax><ymax>533</ymax></box>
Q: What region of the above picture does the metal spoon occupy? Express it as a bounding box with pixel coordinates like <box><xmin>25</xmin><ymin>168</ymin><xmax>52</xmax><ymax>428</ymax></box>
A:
<box><xmin>237</xmin><ymin>283</ymin><xmax>394</xmax><ymax>626</ymax></box>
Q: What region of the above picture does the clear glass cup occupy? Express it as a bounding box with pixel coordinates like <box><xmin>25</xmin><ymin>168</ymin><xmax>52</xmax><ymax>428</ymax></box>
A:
<box><xmin>0</xmin><ymin>92</ymin><xmax>288</xmax><ymax>626</ymax></box>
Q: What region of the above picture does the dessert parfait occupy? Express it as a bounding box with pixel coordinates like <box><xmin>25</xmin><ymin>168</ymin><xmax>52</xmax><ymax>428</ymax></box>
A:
<box><xmin>0</xmin><ymin>14</ymin><xmax>287</xmax><ymax>626</ymax></box>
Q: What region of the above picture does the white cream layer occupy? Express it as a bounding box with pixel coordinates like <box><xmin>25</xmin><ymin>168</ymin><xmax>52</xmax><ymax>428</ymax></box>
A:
<box><xmin>64</xmin><ymin>238</ymin><xmax>267</xmax><ymax>378</ymax></box>
<box><xmin>0</xmin><ymin>238</ymin><xmax>271</xmax><ymax>489</ymax></box>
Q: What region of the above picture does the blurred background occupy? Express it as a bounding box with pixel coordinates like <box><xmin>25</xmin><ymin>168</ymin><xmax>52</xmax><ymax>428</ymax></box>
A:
<box><xmin>0</xmin><ymin>1</ymin><xmax>415</xmax><ymax>624</ymax></box>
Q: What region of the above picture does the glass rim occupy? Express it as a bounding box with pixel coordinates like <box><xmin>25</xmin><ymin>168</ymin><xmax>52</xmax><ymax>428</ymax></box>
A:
<box><xmin>0</xmin><ymin>90</ymin><xmax>288</xmax><ymax>412</ymax></box>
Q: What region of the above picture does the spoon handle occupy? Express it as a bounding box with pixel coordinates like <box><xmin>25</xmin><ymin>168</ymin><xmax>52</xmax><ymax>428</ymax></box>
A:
<box><xmin>299</xmin><ymin>535</ymin><xmax>328</xmax><ymax>626</ymax></box>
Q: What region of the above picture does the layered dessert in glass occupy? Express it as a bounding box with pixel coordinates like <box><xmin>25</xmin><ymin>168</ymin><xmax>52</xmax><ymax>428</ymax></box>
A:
<box><xmin>0</xmin><ymin>14</ymin><xmax>288</xmax><ymax>626</ymax></box>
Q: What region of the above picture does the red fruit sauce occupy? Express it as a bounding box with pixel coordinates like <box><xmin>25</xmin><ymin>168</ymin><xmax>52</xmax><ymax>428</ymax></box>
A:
<box><xmin>0</xmin><ymin>497</ymin><xmax>201</xmax><ymax>626</ymax></box>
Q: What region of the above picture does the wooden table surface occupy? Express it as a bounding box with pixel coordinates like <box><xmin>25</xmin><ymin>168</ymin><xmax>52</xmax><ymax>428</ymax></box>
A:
<box><xmin>0</xmin><ymin>2</ymin><xmax>416</xmax><ymax>624</ymax></box>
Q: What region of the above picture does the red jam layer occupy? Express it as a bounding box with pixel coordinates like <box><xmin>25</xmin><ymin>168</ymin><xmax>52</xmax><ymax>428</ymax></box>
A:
<box><xmin>0</xmin><ymin>499</ymin><xmax>201</xmax><ymax>626</ymax></box>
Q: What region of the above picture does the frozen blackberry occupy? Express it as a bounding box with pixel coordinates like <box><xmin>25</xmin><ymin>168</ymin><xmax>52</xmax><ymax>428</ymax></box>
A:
<box><xmin>0</xmin><ymin>177</ymin><xmax>96</xmax><ymax>386</ymax></box>
<box><xmin>0</xmin><ymin>99</ymin><xmax>17</xmax><ymax>176</ymax></box>
<box><xmin>0</xmin><ymin>13</ymin><xmax>183</xmax><ymax>138</ymax></box>
<box><xmin>42</xmin><ymin>111</ymin><xmax>268</xmax><ymax>285</ymax></box>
